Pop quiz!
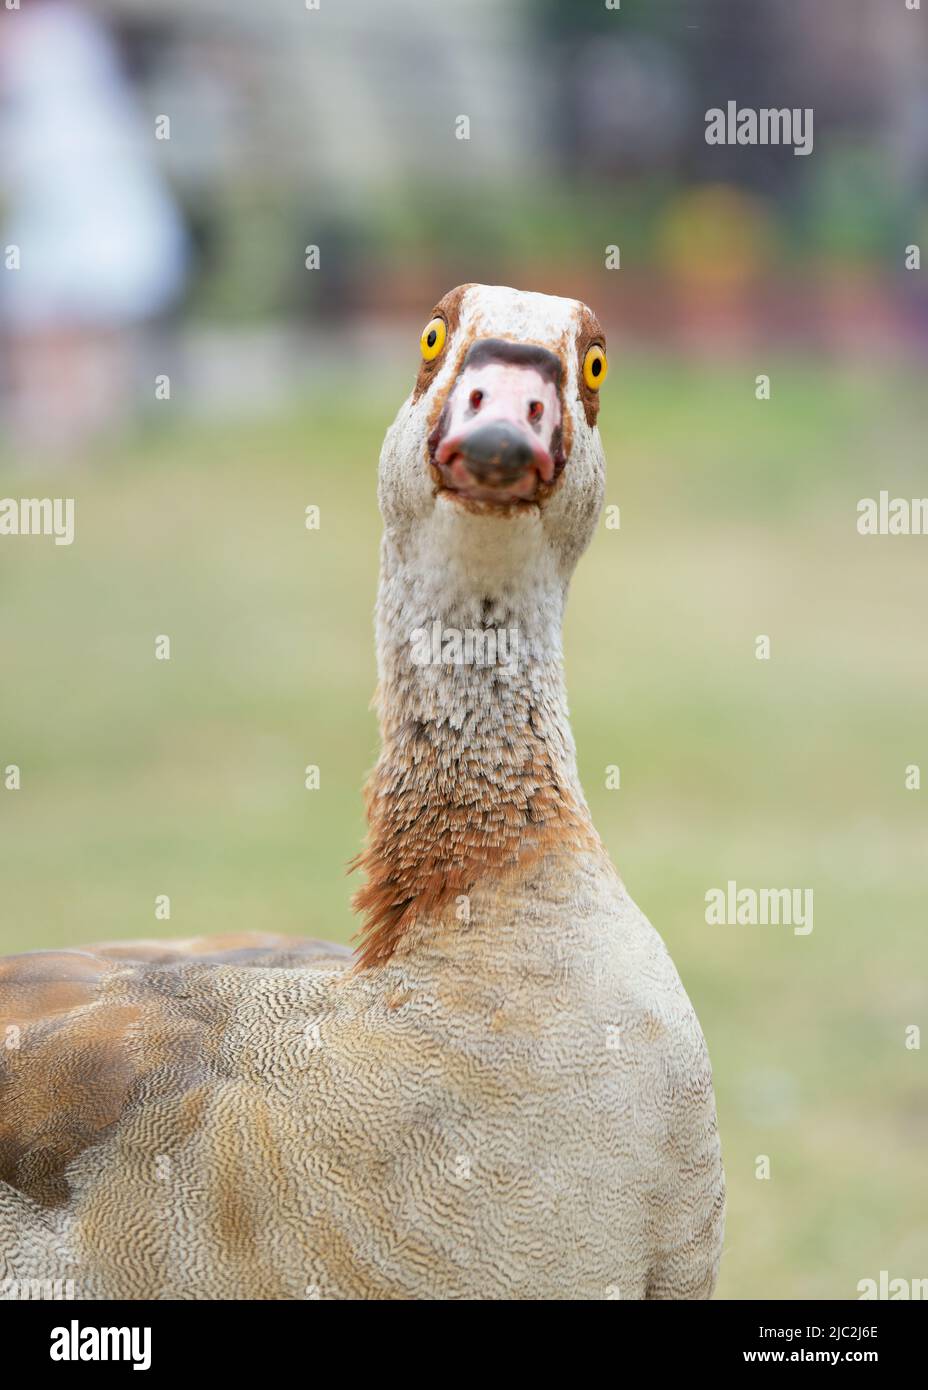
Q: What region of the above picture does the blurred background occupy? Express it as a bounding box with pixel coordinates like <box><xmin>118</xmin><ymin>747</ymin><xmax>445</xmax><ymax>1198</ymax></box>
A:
<box><xmin>1</xmin><ymin>0</ymin><xmax>926</xmax><ymax>1298</ymax></box>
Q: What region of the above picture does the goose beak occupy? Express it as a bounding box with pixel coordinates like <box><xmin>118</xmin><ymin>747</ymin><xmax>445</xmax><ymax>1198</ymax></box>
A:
<box><xmin>436</xmin><ymin>421</ymin><xmax>555</xmax><ymax>503</ymax></box>
<box><xmin>428</xmin><ymin>343</ymin><xmax>564</xmax><ymax>508</ymax></box>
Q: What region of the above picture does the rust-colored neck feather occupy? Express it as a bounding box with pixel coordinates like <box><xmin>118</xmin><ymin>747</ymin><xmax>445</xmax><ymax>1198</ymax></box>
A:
<box><xmin>351</xmin><ymin>551</ymin><xmax>599</xmax><ymax>968</ymax></box>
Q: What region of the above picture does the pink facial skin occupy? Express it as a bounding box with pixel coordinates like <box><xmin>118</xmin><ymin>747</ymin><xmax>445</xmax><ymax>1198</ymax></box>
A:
<box><xmin>432</xmin><ymin>360</ymin><xmax>563</xmax><ymax>503</ymax></box>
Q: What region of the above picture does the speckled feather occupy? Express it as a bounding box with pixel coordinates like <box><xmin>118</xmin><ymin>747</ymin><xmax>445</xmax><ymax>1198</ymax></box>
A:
<box><xmin>0</xmin><ymin>286</ymin><xmax>724</xmax><ymax>1299</ymax></box>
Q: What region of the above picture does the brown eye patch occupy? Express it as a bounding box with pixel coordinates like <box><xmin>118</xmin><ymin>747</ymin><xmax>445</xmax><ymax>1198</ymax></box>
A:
<box><xmin>574</xmin><ymin>305</ymin><xmax>607</xmax><ymax>427</ymax></box>
<box><xmin>411</xmin><ymin>283</ymin><xmax>473</xmax><ymax>403</ymax></box>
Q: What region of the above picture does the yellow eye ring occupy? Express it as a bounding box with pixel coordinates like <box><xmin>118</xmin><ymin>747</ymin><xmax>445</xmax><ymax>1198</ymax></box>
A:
<box><xmin>420</xmin><ymin>317</ymin><xmax>446</xmax><ymax>361</ymax></box>
<box><xmin>582</xmin><ymin>344</ymin><xmax>608</xmax><ymax>390</ymax></box>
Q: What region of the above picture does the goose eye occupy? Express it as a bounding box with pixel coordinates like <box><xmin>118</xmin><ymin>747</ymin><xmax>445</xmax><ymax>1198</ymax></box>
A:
<box><xmin>582</xmin><ymin>344</ymin><xmax>608</xmax><ymax>390</ymax></box>
<box><xmin>420</xmin><ymin>317</ymin><xmax>446</xmax><ymax>361</ymax></box>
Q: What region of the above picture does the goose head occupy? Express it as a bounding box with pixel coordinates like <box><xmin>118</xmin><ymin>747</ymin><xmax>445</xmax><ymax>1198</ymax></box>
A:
<box><xmin>378</xmin><ymin>284</ymin><xmax>608</xmax><ymax>581</ymax></box>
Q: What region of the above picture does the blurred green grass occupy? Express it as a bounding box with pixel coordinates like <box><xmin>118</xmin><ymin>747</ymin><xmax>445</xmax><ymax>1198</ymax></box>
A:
<box><xmin>1</xmin><ymin>355</ymin><xmax>926</xmax><ymax>1298</ymax></box>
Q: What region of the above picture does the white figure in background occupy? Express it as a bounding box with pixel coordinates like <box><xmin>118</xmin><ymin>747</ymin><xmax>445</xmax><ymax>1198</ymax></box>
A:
<box><xmin>0</xmin><ymin>0</ymin><xmax>188</xmax><ymax>453</ymax></box>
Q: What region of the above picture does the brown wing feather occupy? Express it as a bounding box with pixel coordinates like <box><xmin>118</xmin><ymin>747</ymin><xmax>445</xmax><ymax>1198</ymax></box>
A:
<box><xmin>0</xmin><ymin>933</ymin><xmax>353</xmax><ymax>1208</ymax></box>
<box><xmin>83</xmin><ymin>931</ymin><xmax>355</xmax><ymax>968</ymax></box>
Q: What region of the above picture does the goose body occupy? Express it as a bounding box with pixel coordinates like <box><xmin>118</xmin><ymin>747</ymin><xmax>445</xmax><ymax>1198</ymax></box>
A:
<box><xmin>0</xmin><ymin>285</ymin><xmax>724</xmax><ymax>1299</ymax></box>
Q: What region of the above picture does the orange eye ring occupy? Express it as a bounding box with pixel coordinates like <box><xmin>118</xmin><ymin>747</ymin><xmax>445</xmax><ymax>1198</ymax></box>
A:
<box><xmin>420</xmin><ymin>317</ymin><xmax>446</xmax><ymax>361</ymax></box>
<box><xmin>582</xmin><ymin>344</ymin><xmax>608</xmax><ymax>390</ymax></box>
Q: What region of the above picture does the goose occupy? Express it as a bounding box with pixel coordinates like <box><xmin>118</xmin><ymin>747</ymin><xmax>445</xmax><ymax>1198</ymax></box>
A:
<box><xmin>0</xmin><ymin>284</ymin><xmax>724</xmax><ymax>1301</ymax></box>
